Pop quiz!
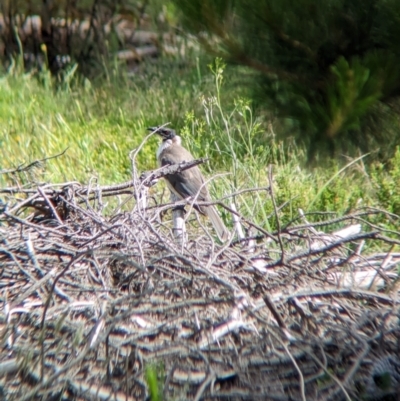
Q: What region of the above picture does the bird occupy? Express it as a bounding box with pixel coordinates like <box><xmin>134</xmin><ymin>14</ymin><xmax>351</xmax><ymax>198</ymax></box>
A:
<box><xmin>148</xmin><ymin>126</ymin><xmax>229</xmax><ymax>241</ymax></box>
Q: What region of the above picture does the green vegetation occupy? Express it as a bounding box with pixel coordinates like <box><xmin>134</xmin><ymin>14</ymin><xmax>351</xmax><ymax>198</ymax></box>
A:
<box><xmin>1</xmin><ymin>58</ymin><xmax>399</xmax><ymax>233</ymax></box>
<box><xmin>1</xmin><ymin>4</ymin><xmax>399</xmax><ymax>399</ymax></box>
<box><xmin>172</xmin><ymin>0</ymin><xmax>400</xmax><ymax>159</ymax></box>
<box><xmin>0</xmin><ymin>60</ymin><xmax>204</xmax><ymax>184</ymax></box>
<box><xmin>145</xmin><ymin>364</ymin><xmax>164</xmax><ymax>401</ymax></box>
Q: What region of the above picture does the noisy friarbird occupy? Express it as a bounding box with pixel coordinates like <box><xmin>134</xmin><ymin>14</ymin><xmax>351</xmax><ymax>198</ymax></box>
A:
<box><xmin>148</xmin><ymin>126</ymin><xmax>229</xmax><ymax>241</ymax></box>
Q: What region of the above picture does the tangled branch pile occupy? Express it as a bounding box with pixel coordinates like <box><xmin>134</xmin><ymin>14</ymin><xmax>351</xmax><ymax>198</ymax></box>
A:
<box><xmin>0</xmin><ymin>162</ymin><xmax>399</xmax><ymax>400</ymax></box>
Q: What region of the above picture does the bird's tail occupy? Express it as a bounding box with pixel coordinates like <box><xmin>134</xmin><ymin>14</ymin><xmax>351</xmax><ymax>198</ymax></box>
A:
<box><xmin>205</xmin><ymin>206</ymin><xmax>229</xmax><ymax>242</ymax></box>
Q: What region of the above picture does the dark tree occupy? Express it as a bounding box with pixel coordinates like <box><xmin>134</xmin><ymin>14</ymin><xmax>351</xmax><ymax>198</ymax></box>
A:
<box><xmin>172</xmin><ymin>0</ymin><xmax>400</xmax><ymax>160</ymax></box>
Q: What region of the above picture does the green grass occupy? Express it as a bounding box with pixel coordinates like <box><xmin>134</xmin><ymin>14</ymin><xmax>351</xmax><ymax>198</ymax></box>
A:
<box><xmin>145</xmin><ymin>364</ymin><xmax>164</xmax><ymax>401</ymax></box>
<box><xmin>0</xmin><ymin>59</ymin><xmax>206</xmax><ymax>185</ymax></box>
<box><xmin>0</xmin><ymin>58</ymin><xmax>399</xmax><ymax>234</ymax></box>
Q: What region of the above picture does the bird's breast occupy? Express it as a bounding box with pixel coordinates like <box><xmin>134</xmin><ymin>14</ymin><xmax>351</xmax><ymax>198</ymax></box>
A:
<box><xmin>157</xmin><ymin>139</ymin><xmax>172</xmax><ymax>161</ymax></box>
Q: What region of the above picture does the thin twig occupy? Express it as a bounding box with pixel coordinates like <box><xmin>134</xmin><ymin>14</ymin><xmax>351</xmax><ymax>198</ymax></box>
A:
<box><xmin>0</xmin><ymin>148</ymin><xmax>68</xmax><ymax>175</ymax></box>
<box><xmin>268</xmin><ymin>165</ymin><xmax>285</xmax><ymax>262</ymax></box>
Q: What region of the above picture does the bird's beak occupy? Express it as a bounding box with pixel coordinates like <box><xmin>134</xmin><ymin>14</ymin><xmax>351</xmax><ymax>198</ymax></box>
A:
<box><xmin>147</xmin><ymin>127</ymin><xmax>158</xmax><ymax>133</ymax></box>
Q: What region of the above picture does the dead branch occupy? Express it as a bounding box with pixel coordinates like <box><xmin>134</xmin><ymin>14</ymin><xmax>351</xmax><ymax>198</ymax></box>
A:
<box><xmin>0</xmin><ymin>168</ymin><xmax>399</xmax><ymax>400</ymax></box>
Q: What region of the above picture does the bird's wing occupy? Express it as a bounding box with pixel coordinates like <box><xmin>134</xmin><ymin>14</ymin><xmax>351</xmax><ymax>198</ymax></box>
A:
<box><xmin>159</xmin><ymin>151</ymin><xmax>210</xmax><ymax>212</ymax></box>
<box><xmin>172</xmin><ymin>167</ymin><xmax>209</xmax><ymax>201</ymax></box>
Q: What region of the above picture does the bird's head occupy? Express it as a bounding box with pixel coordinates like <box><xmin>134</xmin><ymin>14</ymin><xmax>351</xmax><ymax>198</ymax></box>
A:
<box><xmin>147</xmin><ymin>127</ymin><xmax>176</xmax><ymax>140</ymax></box>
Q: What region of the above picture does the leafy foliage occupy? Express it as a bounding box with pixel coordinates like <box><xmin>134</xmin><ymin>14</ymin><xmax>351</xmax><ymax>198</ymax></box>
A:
<box><xmin>172</xmin><ymin>0</ymin><xmax>400</xmax><ymax>160</ymax></box>
<box><xmin>178</xmin><ymin>61</ymin><xmax>397</xmax><ymax>230</ymax></box>
<box><xmin>370</xmin><ymin>146</ymin><xmax>400</xmax><ymax>216</ymax></box>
